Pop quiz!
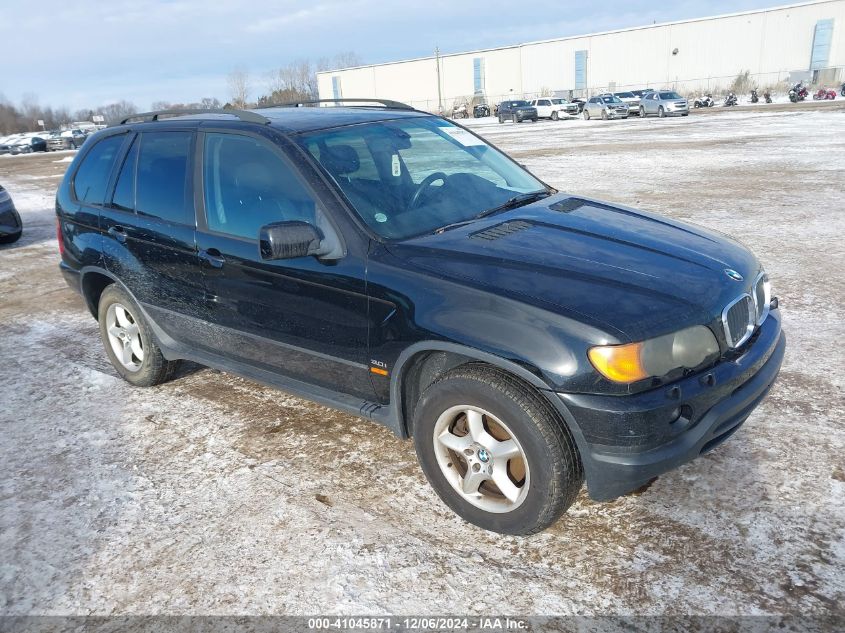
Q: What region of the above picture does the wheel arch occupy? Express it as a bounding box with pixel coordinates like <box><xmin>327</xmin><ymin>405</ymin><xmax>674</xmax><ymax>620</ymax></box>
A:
<box><xmin>80</xmin><ymin>267</ymin><xmax>120</xmax><ymax>318</ymax></box>
<box><xmin>390</xmin><ymin>341</ymin><xmax>562</xmax><ymax>439</ymax></box>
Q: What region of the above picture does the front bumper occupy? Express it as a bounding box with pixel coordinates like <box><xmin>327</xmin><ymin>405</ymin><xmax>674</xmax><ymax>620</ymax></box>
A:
<box><xmin>553</xmin><ymin>310</ymin><xmax>785</xmax><ymax>500</ymax></box>
<box><xmin>0</xmin><ymin>195</ymin><xmax>22</xmax><ymax>237</ymax></box>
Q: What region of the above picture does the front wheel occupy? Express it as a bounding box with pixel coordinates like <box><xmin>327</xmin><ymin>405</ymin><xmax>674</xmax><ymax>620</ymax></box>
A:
<box><xmin>413</xmin><ymin>364</ymin><xmax>583</xmax><ymax>535</ymax></box>
<box><xmin>98</xmin><ymin>284</ymin><xmax>179</xmax><ymax>387</ymax></box>
<box><xmin>658</xmin><ymin>106</ymin><xmax>665</xmax><ymax>118</ymax></box>
<box><xmin>583</xmin><ymin>110</ymin><xmax>590</xmax><ymax>120</ymax></box>
<box><xmin>551</xmin><ymin>111</ymin><xmax>559</xmax><ymax>121</ymax></box>
<box><xmin>639</xmin><ymin>106</ymin><xmax>646</xmax><ymax>117</ymax></box>
<box><xmin>498</xmin><ymin>115</ymin><xmax>503</xmax><ymax>124</ymax></box>
<box><xmin>601</xmin><ymin>110</ymin><xmax>608</xmax><ymax>120</ymax></box>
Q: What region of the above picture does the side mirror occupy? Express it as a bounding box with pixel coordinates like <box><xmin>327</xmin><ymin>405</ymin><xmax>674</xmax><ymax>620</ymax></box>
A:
<box><xmin>259</xmin><ymin>221</ymin><xmax>323</xmax><ymax>260</ymax></box>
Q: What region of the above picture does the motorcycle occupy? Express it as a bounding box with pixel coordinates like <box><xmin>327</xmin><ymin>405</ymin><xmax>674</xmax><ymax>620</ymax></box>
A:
<box><xmin>473</xmin><ymin>103</ymin><xmax>490</xmax><ymax>118</ymax></box>
<box><xmin>694</xmin><ymin>94</ymin><xmax>714</xmax><ymax>108</ymax></box>
<box><xmin>723</xmin><ymin>92</ymin><xmax>738</xmax><ymax>107</ymax></box>
<box><xmin>763</xmin><ymin>91</ymin><xmax>772</xmax><ymax>103</ymax></box>
<box><xmin>812</xmin><ymin>87</ymin><xmax>837</xmax><ymax>100</ymax></box>
<box><xmin>788</xmin><ymin>82</ymin><xmax>808</xmax><ymax>103</ymax></box>
<box><xmin>750</xmin><ymin>89</ymin><xmax>759</xmax><ymax>104</ymax></box>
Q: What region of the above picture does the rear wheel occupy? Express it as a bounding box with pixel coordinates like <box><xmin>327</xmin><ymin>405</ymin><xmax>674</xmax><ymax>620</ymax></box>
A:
<box><xmin>412</xmin><ymin>364</ymin><xmax>583</xmax><ymax>535</ymax></box>
<box><xmin>98</xmin><ymin>284</ymin><xmax>179</xmax><ymax>387</ymax></box>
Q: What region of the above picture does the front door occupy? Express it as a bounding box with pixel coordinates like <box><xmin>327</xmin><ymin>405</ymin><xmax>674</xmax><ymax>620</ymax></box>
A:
<box><xmin>194</xmin><ymin>130</ymin><xmax>374</xmax><ymax>400</ymax></box>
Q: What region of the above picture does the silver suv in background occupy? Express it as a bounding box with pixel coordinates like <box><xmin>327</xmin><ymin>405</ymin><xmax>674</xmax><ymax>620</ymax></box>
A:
<box><xmin>639</xmin><ymin>90</ymin><xmax>689</xmax><ymax>117</ymax></box>
<box><xmin>612</xmin><ymin>91</ymin><xmax>642</xmax><ymax>115</ymax></box>
<box><xmin>583</xmin><ymin>95</ymin><xmax>629</xmax><ymax>120</ymax></box>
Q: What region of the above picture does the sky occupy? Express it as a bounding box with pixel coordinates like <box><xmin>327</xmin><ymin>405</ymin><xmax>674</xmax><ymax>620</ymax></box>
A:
<box><xmin>0</xmin><ymin>0</ymin><xmax>798</xmax><ymax>111</ymax></box>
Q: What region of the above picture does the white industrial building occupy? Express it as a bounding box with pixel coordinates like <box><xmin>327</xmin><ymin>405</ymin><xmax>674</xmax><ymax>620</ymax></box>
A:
<box><xmin>317</xmin><ymin>0</ymin><xmax>844</xmax><ymax>111</ymax></box>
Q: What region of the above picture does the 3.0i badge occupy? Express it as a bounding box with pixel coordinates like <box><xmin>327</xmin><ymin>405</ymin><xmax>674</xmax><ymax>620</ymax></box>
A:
<box><xmin>724</xmin><ymin>269</ymin><xmax>744</xmax><ymax>282</ymax></box>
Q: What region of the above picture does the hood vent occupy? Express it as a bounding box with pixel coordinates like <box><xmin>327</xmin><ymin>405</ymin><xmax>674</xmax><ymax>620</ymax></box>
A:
<box><xmin>469</xmin><ymin>220</ymin><xmax>531</xmax><ymax>241</ymax></box>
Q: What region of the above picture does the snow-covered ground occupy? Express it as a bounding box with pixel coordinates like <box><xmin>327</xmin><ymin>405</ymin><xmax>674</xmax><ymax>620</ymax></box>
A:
<box><xmin>1</xmin><ymin>107</ymin><xmax>844</xmax><ymax>617</ymax></box>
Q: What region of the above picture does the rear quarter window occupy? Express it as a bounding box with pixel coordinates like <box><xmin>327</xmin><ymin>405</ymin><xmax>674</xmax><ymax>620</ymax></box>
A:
<box><xmin>72</xmin><ymin>134</ymin><xmax>126</xmax><ymax>204</ymax></box>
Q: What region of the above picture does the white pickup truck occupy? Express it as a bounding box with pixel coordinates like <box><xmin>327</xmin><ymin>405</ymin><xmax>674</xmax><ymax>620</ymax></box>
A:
<box><xmin>529</xmin><ymin>98</ymin><xmax>581</xmax><ymax>120</ymax></box>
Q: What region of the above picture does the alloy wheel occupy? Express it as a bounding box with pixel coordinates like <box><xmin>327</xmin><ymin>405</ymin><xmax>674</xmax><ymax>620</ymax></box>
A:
<box><xmin>432</xmin><ymin>405</ymin><xmax>530</xmax><ymax>513</ymax></box>
<box><xmin>105</xmin><ymin>302</ymin><xmax>144</xmax><ymax>372</ymax></box>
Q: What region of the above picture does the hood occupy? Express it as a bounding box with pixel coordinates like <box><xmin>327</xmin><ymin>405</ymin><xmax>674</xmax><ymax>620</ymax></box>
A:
<box><xmin>387</xmin><ymin>194</ymin><xmax>760</xmax><ymax>342</ymax></box>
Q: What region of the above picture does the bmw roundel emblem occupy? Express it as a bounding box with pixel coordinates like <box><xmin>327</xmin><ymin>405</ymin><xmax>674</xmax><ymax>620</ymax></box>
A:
<box><xmin>477</xmin><ymin>448</ymin><xmax>490</xmax><ymax>463</ymax></box>
<box><xmin>724</xmin><ymin>269</ymin><xmax>744</xmax><ymax>282</ymax></box>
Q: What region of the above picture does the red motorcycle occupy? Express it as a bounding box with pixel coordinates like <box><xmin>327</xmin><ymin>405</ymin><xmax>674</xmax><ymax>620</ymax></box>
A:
<box><xmin>813</xmin><ymin>87</ymin><xmax>837</xmax><ymax>100</ymax></box>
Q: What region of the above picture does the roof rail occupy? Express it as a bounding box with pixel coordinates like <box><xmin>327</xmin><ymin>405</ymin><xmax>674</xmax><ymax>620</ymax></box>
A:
<box><xmin>113</xmin><ymin>108</ymin><xmax>270</xmax><ymax>126</ymax></box>
<box><xmin>267</xmin><ymin>98</ymin><xmax>414</xmax><ymax>110</ymax></box>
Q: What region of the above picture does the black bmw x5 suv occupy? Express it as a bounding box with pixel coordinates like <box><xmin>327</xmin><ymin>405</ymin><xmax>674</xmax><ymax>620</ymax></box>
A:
<box><xmin>56</xmin><ymin>101</ymin><xmax>785</xmax><ymax>534</ymax></box>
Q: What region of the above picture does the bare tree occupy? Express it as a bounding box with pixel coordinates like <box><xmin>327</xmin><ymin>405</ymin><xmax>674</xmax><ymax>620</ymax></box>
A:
<box><xmin>97</xmin><ymin>101</ymin><xmax>138</xmax><ymax>123</ymax></box>
<box><xmin>228</xmin><ymin>68</ymin><xmax>251</xmax><ymax>108</ymax></box>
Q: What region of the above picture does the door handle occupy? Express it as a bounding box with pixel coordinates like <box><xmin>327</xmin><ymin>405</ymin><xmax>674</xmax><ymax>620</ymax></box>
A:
<box><xmin>199</xmin><ymin>248</ymin><xmax>225</xmax><ymax>269</ymax></box>
<box><xmin>108</xmin><ymin>225</ymin><xmax>127</xmax><ymax>244</ymax></box>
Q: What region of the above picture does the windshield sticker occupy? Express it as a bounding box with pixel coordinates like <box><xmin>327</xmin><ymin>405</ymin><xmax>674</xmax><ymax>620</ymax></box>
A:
<box><xmin>442</xmin><ymin>127</ymin><xmax>485</xmax><ymax>147</ymax></box>
<box><xmin>374</xmin><ymin>213</ymin><xmax>388</xmax><ymax>223</ymax></box>
<box><xmin>391</xmin><ymin>154</ymin><xmax>401</xmax><ymax>177</ymax></box>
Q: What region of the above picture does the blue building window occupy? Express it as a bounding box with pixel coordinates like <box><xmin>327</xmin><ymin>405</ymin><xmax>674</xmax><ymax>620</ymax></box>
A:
<box><xmin>810</xmin><ymin>19</ymin><xmax>834</xmax><ymax>70</ymax></box>
<box><xmin>332</xmin><ymin>76</ymin><xmax>342</xmax><ymax>100</ymax></box>
<box><xmin>473</xmin><ymin>58</ymin><xmax>485</xmax><ymax>94</ymax></box>
<box><xmin>575</xmin><ymin>50</ymin><xmax>587</xmax><ymax>90</ymax></box>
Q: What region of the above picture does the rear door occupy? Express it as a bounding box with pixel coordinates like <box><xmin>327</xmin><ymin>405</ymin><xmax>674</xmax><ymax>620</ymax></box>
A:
<box><xmin>100</xmin><ymin>128</ymin><xmax>205</xmax><ymax>347</ymax></box>
<box><xmin>194</xmin><ymin>129</ymin><xmax>374</xmax><ymax>399</ymax></box>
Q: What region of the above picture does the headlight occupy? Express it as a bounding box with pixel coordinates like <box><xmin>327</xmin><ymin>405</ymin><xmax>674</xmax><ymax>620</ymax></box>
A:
<box><xmin>588</xmin><ymin>326</ymin><xmax>720</xmax><ymax>383</ymax></box>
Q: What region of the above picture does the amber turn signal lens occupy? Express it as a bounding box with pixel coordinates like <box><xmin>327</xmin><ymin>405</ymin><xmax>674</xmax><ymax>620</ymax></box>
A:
<box><xmin>588</xmin><ymin>342</ymin><xmax>648</xmax><ymax>383</ymax></box>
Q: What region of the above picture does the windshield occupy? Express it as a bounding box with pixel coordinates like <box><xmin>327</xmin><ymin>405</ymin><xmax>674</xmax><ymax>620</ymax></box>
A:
<box><xmin>299</xmin><ymin>117</ymin><xmax>546</xmax><ymax>240</ymax></box>
<box><xmin>600</xmin><ymin>96</ymin><xmax>622</xmax><ymax>104</ymax></box>
<box><xmin>614</xmin><ymin>92</ymin><xmax>635</xmax><ymax>98</ymax></box>
<box><xmin>551</xmin><ymin>98</ymin><xmax>568</xmax><ymax>104</ymax></box>
<box><xmin>659</xmin><ymin>91</ymin><xmax>682</xmax><ymax>100</ymax></box>
<box><xmin>505</xmin><ymin>100</ymin><xmax>529</xmax><ymax>107</ymax></box>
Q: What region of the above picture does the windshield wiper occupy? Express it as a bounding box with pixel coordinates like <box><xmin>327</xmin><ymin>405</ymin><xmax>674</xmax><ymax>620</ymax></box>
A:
<box><xmin>475</xmin><ymin>189</ymin><xmax>554</xmax><ymax>219</ymax></box>
<box><xmin>431</xmin><ymin>188</ymin><xmax>555</xmax><ymax>235</ymax></box>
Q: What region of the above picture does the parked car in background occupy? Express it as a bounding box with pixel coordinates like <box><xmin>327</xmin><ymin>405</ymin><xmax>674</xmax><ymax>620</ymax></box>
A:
<box><xmin>497</xmin><ymin>100</ymin><xmax>538</xmax><ymax>123</ymax></box>
<box><xmin>612</xmin><ymin>91</ymin><xmax>642</xmax><ymax>114</ymax></box>
<box><xmin>529</xmin><ymin>98</ymin><xmax>580</xmax><ymax>120</ymax></box>
<box><xmin>583</xmin><ymin>95</ymin><xmax>629</xmax><ymax>120</ymax></box>
<box><xmin>570</xmin><ymin>98</ymin><xmax>587</xmax><ymax>113</ymax></box>
<box><xmin>48</xmin><ymin>129</ymin><xmax>87</xmax><ymax>151</ymax></box>
<box><xmin>639</xmin><ymin>90</ymin><xmax>689</xmax><ymax>117</ymax></box>
<box><xmin>10</xmin><ymin>136</ymin><xmax>48</xmax><ymax>154</ymax></box>
<box><xmin>0</xmin><ymin>184</ymin><xmax>22</xmax><ymax>244</ymax></box>
<box><xmin>473</xmin><ymin>103</ymin><xmax>490</xmax><ymax>118</ymax></box>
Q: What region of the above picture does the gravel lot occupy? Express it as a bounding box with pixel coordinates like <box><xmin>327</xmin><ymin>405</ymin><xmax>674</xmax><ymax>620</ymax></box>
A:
<box><xmin>1</xmin><ymin>106</ymin><xmax>844</xmax><ymax>617</ymax></box>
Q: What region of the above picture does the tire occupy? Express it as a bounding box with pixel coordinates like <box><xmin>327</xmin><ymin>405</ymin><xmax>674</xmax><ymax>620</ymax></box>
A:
<box><xmin>0</xmin><ymin>230</ymin><xmax>21</xmax><ymax>244</ymax></box>
<box><xmin>682</xmin><ymin>112</ymin><xmax>689</xmax><ymax>116</ymax></box>
<box><xmin>639</xmin><ymin>106</ymin><xmax>646</xmax><ymax>117</ymax></box>
<box><xmin>498</xmin><ymin>115</ymin><xmax>503</xmax><ymax>124</ymax></box>
<box><xmin>97</xmin><ymin>284</ymin><xmax>179</xmax><ymax>387</ymax></box>
<box><xmin>531</xmin><ymin>117</ymin><xmax>537</xmax><ymax>123</ymax></box>
<box><xmin>551</xmin><ymin>111</ymin><xmax>559</xmax><ymax>121</ymax></box>
<box><xmin>412</xmin><ymin>364</ymin><xmax>583</xmax><ymax>535</ymax></box>
<box><xmin>512</xmin><ymin>114</ymin><xmax>518</xmax><ymax>123</ymax></box>
<box><xmin>658</xmin><ymin>106</ymin><xmax>665</xmax><ymax>118</ymax></box>
<box><xmin>601</xmin><ymin>110</ymin><xmax>608</xmax><ymax>120</ymax></box>
<box><xmin>583</xmin><ymin>110</ymin><xmax>590</xmax><ymax>120</ymax></box>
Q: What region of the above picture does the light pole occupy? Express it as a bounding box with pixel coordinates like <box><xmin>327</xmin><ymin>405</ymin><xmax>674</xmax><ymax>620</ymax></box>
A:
<box><xmin>435</xmin><ymin>46</ymin><xmax>443</xmax><ymax>115</ymax></box>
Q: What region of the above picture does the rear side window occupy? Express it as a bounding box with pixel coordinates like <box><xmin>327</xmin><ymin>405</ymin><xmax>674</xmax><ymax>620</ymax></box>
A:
<box><xmin>111</xmin><ymin>136</ymin><xmax>138</xmax><ymax>212</ymax></box>
<box><xmin>135</xmin><ymin>131</ymin><xmax>193</xmax><ymax>225</ymax></box>
<box><xmin>73</xmin><ymin>134</ymin><xmax>125</xmax><ymax>204</ymax></box>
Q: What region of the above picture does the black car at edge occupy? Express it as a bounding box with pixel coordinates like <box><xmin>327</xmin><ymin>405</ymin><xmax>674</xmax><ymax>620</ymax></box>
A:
<box><xmin>56</xmin><ymin>101</ymin><xmax>785</xmax><ymax>534</ymax></box>
<box><xmin>0</xmin><ymin>184</ymin><xmax>23</xmax><ymax>244</ymax></box>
